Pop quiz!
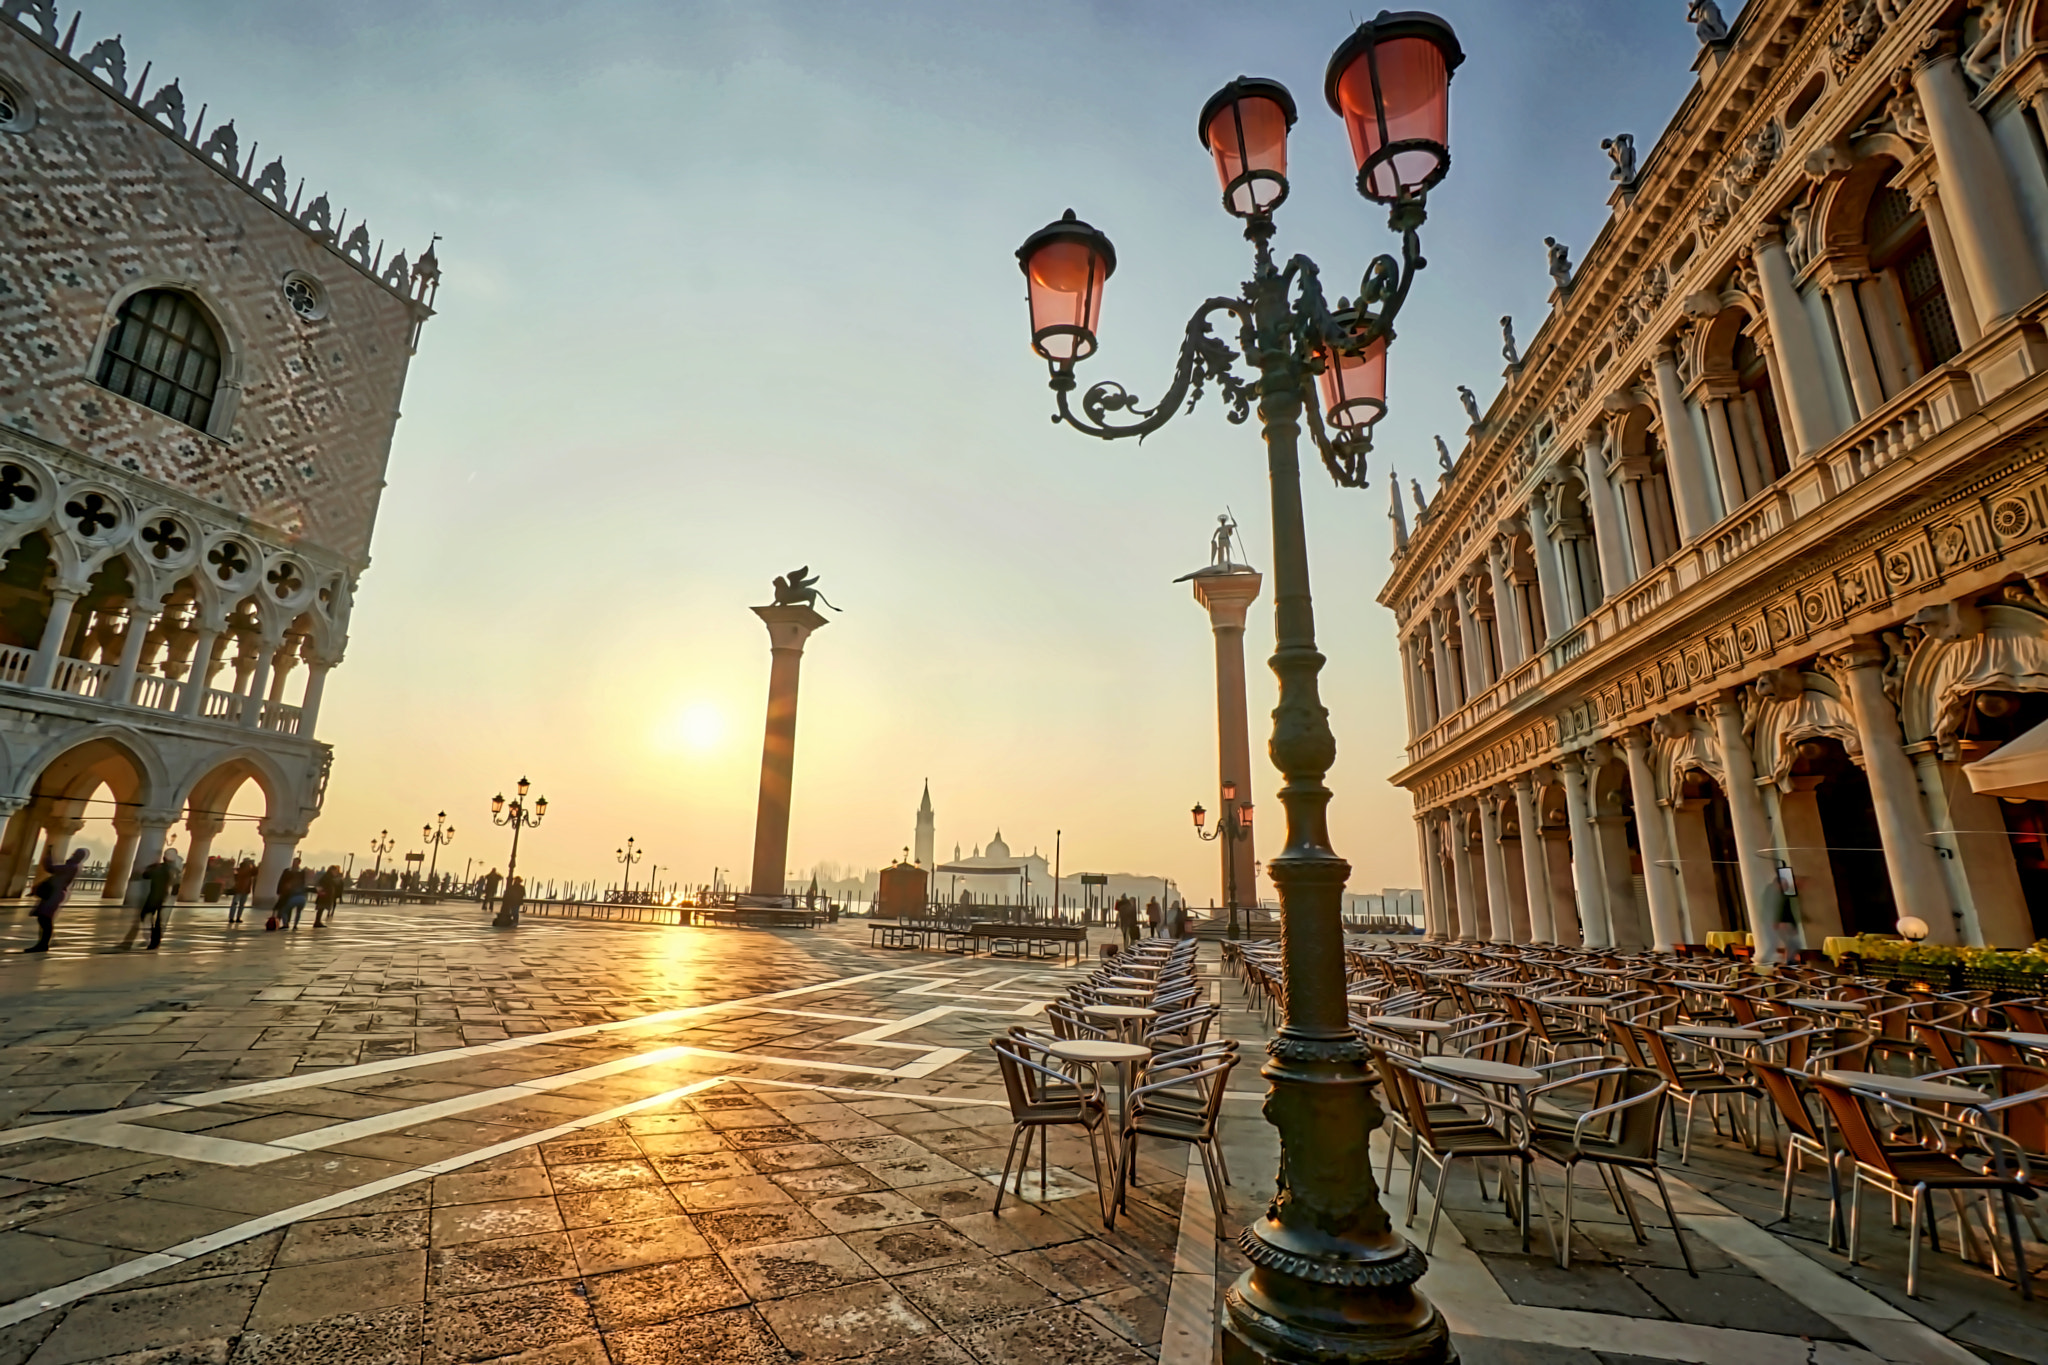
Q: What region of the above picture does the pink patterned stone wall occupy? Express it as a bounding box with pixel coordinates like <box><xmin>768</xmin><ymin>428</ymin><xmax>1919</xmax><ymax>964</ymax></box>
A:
<box><xmin>0</xmin><ymin>21</ymin><xmax>430</xmax><ymax>566</ymax></box>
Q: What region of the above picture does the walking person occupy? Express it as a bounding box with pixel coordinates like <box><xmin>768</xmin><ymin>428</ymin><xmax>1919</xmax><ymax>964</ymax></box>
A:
<box><xmin>228</xmin><ymin>859</ymin><xmax>256</xmax><ymax>924</ymax></box>
<box><xmin>492</xmin><ymin>874</ymin><xmax>525</xmax><ymax>928</ymax></box>
<box><xmin>313</xmin><ymin>864</ymin><xmax>345</xmax><ymax>928</ymax></box>
<box><xmin>1144</xmin><ymin>896</ymin><xmax>1162</xmax><ymax>938</ymax></box>
<box><xmin>119</xmin><ymin>848</ymin><xmax>181</xmax><ymax>951</ymax></box>
<box><xmin>1115</xmin><ymin>894</ymin><xmax>1139</xmax><ymax>949</ymax></box>
<box><xmin>270</xmin><ymin>858</ymin><xmax>306</xmax><ymax>931</ymax></box>
<box><xmin>1759</xmin><ymin>865</ymin><xmax>1802</xmax><ymax>966</ymax></box>
<box><xmin>479</xmin><ymin>867</ymin><xmax>503</xmax><ymax>918</ymax></box>
<box><xmin>24</xmin><ymin>845</ymin><xmax>87</xmax><ymax>953</ymax></box>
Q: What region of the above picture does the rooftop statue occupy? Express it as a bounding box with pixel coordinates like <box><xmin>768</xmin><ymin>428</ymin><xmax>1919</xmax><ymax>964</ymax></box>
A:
<box><xmin>1603</xmin><ymin>133</ymin><xmax>1637</xmax><ymax>184</ymax></box>
<box><xmin>772</xmin><ymin>566</ymin><xmax>839</xmax><ymax>611</ymax></box>
<box><xmin>1458</xmin><ymin>386</ymin><xmax>1482</xmax><ymax>428</ymax></box>
<box><xmin>1688</xmin><ymin>0</ymin><xmax>1730</xmax><ymax>43</ymax></box>
<box><xmin>1409</xmin><ymin>479</ymin><xmax>1429</xmax><ymax>517</ymax></box>
<box><xmin>1500</xmin><ymin>315</ymin><xmax>1520</xmax><ymax>367</ymax></box>
<box><xmin>1435</xmin><ymin>436</ymin><xmax>1454</xmax><ymax>473</ymax></box>
<box><xmin>1545</xmin><ymin>237</ymin><xmax>1574</xmax><ymax>292</ymax></box>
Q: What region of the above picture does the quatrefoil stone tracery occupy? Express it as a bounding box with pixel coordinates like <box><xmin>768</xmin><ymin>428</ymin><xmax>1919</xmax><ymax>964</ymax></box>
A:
<box><xmin>207</xmin><ymin>541</ymin><xmax>252</xmax><ymax>583</ymax></box>
<box><xmin>140</xmin><ymin>517</ymin><xmax>189</xmax><ymax>561</ymax></box>
<box><xmin>266</xmin><ymin>561</ymin><xmax>304</xmax><ymax>600</ymax></box>
<box><xmin>0</xmin><ymin>465</ymin><xmax>38</xmax><ymax>512</ymax></box>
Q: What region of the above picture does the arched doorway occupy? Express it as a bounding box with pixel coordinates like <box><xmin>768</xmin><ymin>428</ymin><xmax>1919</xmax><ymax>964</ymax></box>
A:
<box><xmin>1955</xmin><ymin>689</ymin><xmax>2048</xmax><ymax>941</ymax></box>
<box><xmin>0</xmin><ymin>734</ymin><xmax>159</xmax><ymax>900</ymax></box>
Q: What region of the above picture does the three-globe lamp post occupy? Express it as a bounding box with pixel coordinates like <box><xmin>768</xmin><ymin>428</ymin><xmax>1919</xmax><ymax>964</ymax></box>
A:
<box><xmin>617</xmin><ymin>837</ymin><xmax>645</xmax><ymax>898</ymax></box>
<box><xmin>422</xmin><ymin>812</ymin><xmax>455</xmax><ymax>888</ymax></box>
<box><xmin>1192</xmin><ymin>779</ymin><xmax>1253</xmax><ymax>941</ymax></box>
<box><xmin>489</xmin><ymin>778</ymin><xmax>547</xmax><ymax>891</ymax></box>
<box><xmin>367</xmin><ymin>830</ymin><xmax>395</xmax><ymax>882</ymax></box>
<box><xmin>1016</xmin><ymin>13</ymin><xmax>1464</xmax><ymax>1363</ymax></box>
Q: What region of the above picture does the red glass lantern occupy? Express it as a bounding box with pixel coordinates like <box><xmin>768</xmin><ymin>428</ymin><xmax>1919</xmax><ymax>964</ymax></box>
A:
<box><xmin>1316</xmin><ymin>330</ymin><xmax>1388</xmax><ymax>433</ymax></box>
<box><xmin>1192</xmin><ymin>803</ymin><xmax>1208</xmax><ymax>830</ymax></box>
<box><xmin>1197</xmin><ymin>77</ymin><xmax>1297</xmax><ymax>218</ymax></box>
<box><xmin>1015</xmin><ymin>210</ymin><xmax>1116</xmax><ymax>367</ymax></box>
<box><xmin>1325</xmin><ymin>11</ymin><xmax>1463</xmax><ymax>204</ymax></box>
<box><xmin>1237</xmin><ymin>803</ymin><xmax>1254</xmax><ymax>829</ymax></box>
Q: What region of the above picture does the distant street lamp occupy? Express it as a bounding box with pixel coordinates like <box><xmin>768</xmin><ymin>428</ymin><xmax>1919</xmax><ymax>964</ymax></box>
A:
<box><xmin>422</xmin><ymin>811</ymin><xmax>455</xmax><ymax>886</ymax></box>
<box><xmin>367</xmin><ymin>830</ymin><xmax>395</xmax><ymax>881</ymax></box>
<box><xmin>1192</xmin><ymin>779</ymin><xmax>1254</xmax><ymax>940</ymax></box>
<box><xmin>1015</xmin><ymin>14</ymin><xmax>1464</xmax><ymax>1364</ymax></box>
<box><xmin>617</xmin><ymin>837</ymin><xmax>644</xmax><ymax>897</ymax></box>
<box><xmin>489</xmin><ymin>777</ymin><xmax>548</xmax><ymax>893</ymax></box>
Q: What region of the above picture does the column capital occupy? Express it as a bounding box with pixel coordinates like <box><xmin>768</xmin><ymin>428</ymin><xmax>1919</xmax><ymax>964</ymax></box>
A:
<box><xmin>1825</xmin><ymin>633</ymin><xmax>1888</xmax><ymax>673</ymax></box>
<box><xmin>752</xmin><ymin>604</ymin><xmax>831</xmax><ymax>653</ymax></box>
<box><xmin>260</xmin><ymin>824</ymin><xmax>311</xmax><ymax>843</ymax></box>
<box><xmin>1554</xmin><ymin>751</ymin><xmax>1585</xmax><ymax>776</ymax></box>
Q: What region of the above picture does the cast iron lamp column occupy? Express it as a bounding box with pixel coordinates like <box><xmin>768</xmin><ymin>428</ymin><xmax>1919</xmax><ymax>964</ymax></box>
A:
<box><xmin>1016</xmin><ymin>14</ymin><xmax>1463</xmax><ymax>1363</ymax></box>
<box><xmin>368</xmin><ymin>830</ymin><xmax>395</xmax><ymax>881</ymax></box>
<box><xmin>422</xmin><ymin>812</ymin><xmax>455</xmax><ymax>886</ymax></box>
<box><xmin>617</xmin><ymin>838</ymin><xmax>644</xmax><ymax>897</ymax></box>
<box><xmin>1193</xmin><ymin>782</ymin><xmax>1254</xmax><ymax>939</ymax></box>
<box><xmin>489</xmin><ymin>778</ymin><xmax>548</xmax><ymax>889</ymax></box>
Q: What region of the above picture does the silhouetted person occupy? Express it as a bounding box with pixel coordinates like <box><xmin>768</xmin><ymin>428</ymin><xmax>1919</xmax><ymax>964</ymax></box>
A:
<box><xmin>1144</xmin><ymin>896</ymin><xmax>1162</xmax><ymax>937</ymax></box>
<box><xmin>1116</xmin><ymin>895</ymin><xmax>1139</xmax><ymax>948</ymax></box>
<box><xmin>480</xmin><ymin>867</ymin><xmax>503</xmax><ymax>915</ymax></box>
<box><xmin>228</xmin><ymin>859</ymin><xmax>257</xmax><ymax>924</ymax></box>
<box><xmin>121</xmin><ymin>848</ymin><xmax>181</xmax><ymax>950</ymax></box>
<box><xmin>493</xmin><ymin>874</ymin><xmax>525</xmax><ymax>928</ymax></box>
<box><xmin>271</xmin><ymin>859</ymin><xmax>306</xmax><ymax>930</ymax></box>
<box><xmin>25</xmin><ymin>846</ymin><xmax>88</xmax><ymax>953</ymax></box>
<box><xmin>314</xmin><ymin>865</ymin><xmax>345</xmax><ymax>927</ymax></box>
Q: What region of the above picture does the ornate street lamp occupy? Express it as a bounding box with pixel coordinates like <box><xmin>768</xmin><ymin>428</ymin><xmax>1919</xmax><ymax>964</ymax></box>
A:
<box><xmin>617</xmin><ymin>837</ymin><xmax>644</xmax><ymax>898</ymax></box>
<box><xmin>489</xmin><ymin>777</ymin><xmax>547</xmax><ymax>903</ymax></box>
<box><xmin>1015</xmin><ymin>14</ymin><xmax>1463</xmax><ymax>1364</ymax></box>
<box><xmin>1192</xmin><ymin>778</ymin><xmax>1254</xmax><ymax>941</ymax></box>
<box><xmin>422</xmin><ymin>811</ymin><xmax>455</xmax><ymax>887</ymax></box>
<box><xmin>367</xmin><ymin>829</ymin><xmax>395</xmax><ymax>881</ymax></box>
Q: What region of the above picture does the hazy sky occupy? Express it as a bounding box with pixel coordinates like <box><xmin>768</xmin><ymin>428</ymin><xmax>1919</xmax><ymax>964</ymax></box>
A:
<box><xmin>75</xmin><ymin>0</ymin><xmax>1703</xmax><ymax>901</ymax></box>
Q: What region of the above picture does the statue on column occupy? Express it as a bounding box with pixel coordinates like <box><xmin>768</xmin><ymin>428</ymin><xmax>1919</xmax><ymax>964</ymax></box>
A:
<box><xmin>1210</xmin><ymin>512</ymin><xmax>1245</xmax><ymax>568</ymax></box>
<box><xmin>771</xmin><ymin>566</ymin><xmax>840</xmax><ymax>611</ymax></box>
<box><xmin>1687</xmin><ymin>0</ymin><xmax>1730</xmax><ymax>44</ymax></box>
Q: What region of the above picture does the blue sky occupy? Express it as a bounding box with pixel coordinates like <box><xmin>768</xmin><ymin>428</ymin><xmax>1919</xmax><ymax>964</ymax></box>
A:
<box><xmin>76</xmin><ymin>0</ymin><xmax>1705</xmax><ymax>898</ymax></box>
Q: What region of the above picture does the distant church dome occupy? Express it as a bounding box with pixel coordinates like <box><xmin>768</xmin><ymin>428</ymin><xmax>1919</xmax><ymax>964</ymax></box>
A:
<box><xmin>986</xmin><ymin>831</ymin><xmax>1010</xmax><ymax>860</ymax></box>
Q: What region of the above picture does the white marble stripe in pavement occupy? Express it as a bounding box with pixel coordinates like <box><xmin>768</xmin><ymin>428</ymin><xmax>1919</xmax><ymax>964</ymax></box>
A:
<box><xmin>0</xmin><ymin>959</ymin><xmax>981</xmax><ymax>1151</ymax></box>
<box><xmin>0</xmin><ymin>1076</ymin><xmax>733</xmax><ymax>1330</ymax></box>
<box><xmin>1158</xmin><ymin>1144</ymin><xmax>1219</xmax><ymax>1365</ymax></box>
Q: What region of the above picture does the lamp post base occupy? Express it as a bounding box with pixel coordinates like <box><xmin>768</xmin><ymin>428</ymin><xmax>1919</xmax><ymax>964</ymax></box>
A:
<box><xmin>1223</xmin><ymin>1280</ymin><xmax>1454</xmax><ymax>1364</ymax></box>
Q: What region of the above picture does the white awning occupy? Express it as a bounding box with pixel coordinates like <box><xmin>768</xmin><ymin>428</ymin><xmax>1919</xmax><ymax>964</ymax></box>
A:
<box><xmin>1965</xmin><ymin>718</ymin><xmax>2048</xmax><ymax>801</ymax></box>
<box><xmin>935</xmin><ymin>863</ymin><xmax>1024</xmax><ymax>876</ymax></box>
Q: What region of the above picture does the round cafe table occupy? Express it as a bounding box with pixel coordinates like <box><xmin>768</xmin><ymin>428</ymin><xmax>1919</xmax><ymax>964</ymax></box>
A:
<box><xmin>1820</xmin><ymin>1070</ymin><xmax>1988</xmax><ymax>1106</ymax></box>
<box><xmin>1364</xmin><ymin>1015</ymin><xmax>1453</xmax><ymax>1054</ymax></box>
<box><xmin>1667</xmin><ymin>1024</ymin><xmax>1767</xmax><ymax>1043</ymax></box>
<box><xmin>1539</xmin><ymin>995</ymin><xmax>1614</xmax><ymax>1009</ymax></box>
<box><xmin>1046</xmin><ymin>1037</ymin><xmax>1152</xmax><ymax>1207</ymax></box>
<box><xmin>1786</xmin><ymin>998</ymin><xmax>1867</xmax><ymax>1013</ymax></box>
<box><xmin>1979</xmin><ymin>1030</ymin><xmax>2048</xmax><ymax>1051</ymax></box>
<box><xmin>1096</xmin><ymin>987</ymin><xmax>1152</xmax><ymax>1002</ymax></box>
<box><xmin>1081</xmin><ymin>1003</ymin><xmax>1156</xmax><ymax>1047</ymax></box>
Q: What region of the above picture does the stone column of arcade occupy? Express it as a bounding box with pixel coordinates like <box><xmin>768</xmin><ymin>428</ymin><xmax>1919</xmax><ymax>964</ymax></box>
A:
<box><xmin>747</xmin><ymin>579</ymin><xmax>833</xmax><ymax>900</ymax></box>
<box><xmin>1182</xmin><ymin>537</ymin><xmax>1262</xmax><ymax>925</ymax></box>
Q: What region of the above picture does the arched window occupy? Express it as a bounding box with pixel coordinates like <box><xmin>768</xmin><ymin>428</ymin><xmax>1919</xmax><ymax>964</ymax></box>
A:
<box><xmin>1734</xmin><ymin>334</ymin><xmax>1789</xmax><ymax>483</ymax></box>
<box><xmin>95</xmin><ymin>289</ymin><xmax>223</xmax><ymax>432</ymax></box>
<box><xmin>1865</xmin><ymin>183</ymin><xmax>1960</xmax><ymax>372</ymax></box>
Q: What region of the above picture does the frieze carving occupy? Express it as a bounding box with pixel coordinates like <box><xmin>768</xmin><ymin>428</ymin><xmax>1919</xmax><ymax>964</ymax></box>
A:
<box><xmin>1828</xmin><ymin>0</ymin><xmax>1897</xmax><ymax>80</ymax></box>
<box><xmin>1698</xmin><ymin>121</ymin><xmax>1784</xmax><ymax>243</ymax></box>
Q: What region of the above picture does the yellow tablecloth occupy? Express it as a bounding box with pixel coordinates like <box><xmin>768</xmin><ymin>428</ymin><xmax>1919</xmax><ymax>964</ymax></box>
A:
<box><xmin>1705</xmin><ymin>931</ymin><xmax>1754</xmax><ymax>951</ymax></box>
<box><xmin>1822</xmin><ymin>936</ymin><xmax>1863</xmax><ymax>962</ymax></box>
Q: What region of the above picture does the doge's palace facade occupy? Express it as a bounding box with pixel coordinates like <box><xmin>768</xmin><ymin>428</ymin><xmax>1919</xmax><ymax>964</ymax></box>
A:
<box><xmin>0</xmin><ymin>4</ymin><xmax>435</xmax><ymax>905</ymax></box>
<box><xmin>1385</xmin><ymin>0</ymin><xmax>2048</xmax><ymax>951</ymax></box>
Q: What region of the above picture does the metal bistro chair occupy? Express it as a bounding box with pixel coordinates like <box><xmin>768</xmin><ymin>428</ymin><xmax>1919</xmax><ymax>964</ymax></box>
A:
<box><xmin>1111</xmin><ymin>1052</ymin><xmax>1238</xmax><ymax>1226</ymax></box>
<box><xmin>1528</xmin><ymin>1065</ymin><xmax>1697</xmax><ymax>1275</ymax></box>
<box><xmin>1384</xmin><ymin>1055</ymin><xmax>1534</xmax><ymax>1253</ymax></box>
<box><xmin>1814</xmin><ymin>1074</ymin><xmax>2036</xmax><ymax>1299</ymax></box>
<box><xmin>989</xmin><ymin>1034</ymin><xmax>1111</xmax><ymax>1217</ymax></box>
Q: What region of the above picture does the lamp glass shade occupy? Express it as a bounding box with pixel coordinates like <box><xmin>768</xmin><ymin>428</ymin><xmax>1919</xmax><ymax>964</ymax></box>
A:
<box><xmin>1016</xmin><ymin>211</ymin><xmax>1115</xmax><ymax>365</ymax></box>
<box><xmin>1238</xmin><ymin>804</ymin><xmax>1254</xmax><ymax>828</ymax></box>
<box><xmin>1192</xmin><ymin>803</ymin><xmax>1207</xmax><ymax>829</ymax></box>
<box><xmin>1199</xmin><ymin>79</ymin><xmax>1296</xmax><ymax>217</ymax></box>
<box><xmin>1326</xmin><ymin>14</ymin><xmax>1460</xmax><ymax>204</ymax></box>
<box><xmin>1221</xmin><ymin>779</ymin><xmax>1237</xmax><ymax>802</ymax></box>
<box><xmin>491</xmin><ymin>795</ymin><xmax>505</xmax><ymax>814</ymax></box>
<box><xmin>1316</xmin><ymin>335</ymin><xmax>1388</xmax><ymax>431</ymax></box>
<box><xmin>517</xmin><ymin>778</ymin><xmax>530</xmax><ymax>796</ymax></box>
<box><xmin>1896</xmin><ymin>915</ymin><xmax>1931</xmax><ymax>942</ymax></box>
<box><xmin>534</xmin><ymin>797</ymin><xmax>548</xmax><ymax>814</ymax></box>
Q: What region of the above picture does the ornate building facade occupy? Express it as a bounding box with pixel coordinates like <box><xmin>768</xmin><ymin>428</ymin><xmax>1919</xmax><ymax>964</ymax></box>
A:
<box><xmin>0</xmin><ymin>5</ymin><xmax>436</xmax><ymax>904</ymax></box>
<box><xmin>1383</xmin><ymin>0</ymin><xmax>2048</xmax><ymax>950</ymax></box>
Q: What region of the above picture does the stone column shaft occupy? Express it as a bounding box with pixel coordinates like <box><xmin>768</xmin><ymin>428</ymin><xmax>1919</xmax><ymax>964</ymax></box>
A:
<box><xmin>1711</xmin><ymin>697</ymin><xmax>1776</xmax><ymax>942</ymax></box>
<box><xmin>1486</xmin><ymin>540</ymin><xmax>1525</xmax><ymax>669</ymax></box>
<box><xmin>119</xmin><ymin>818</ymin><xmax>175</xmax><ymax>909</ymax></box>
<box><xmin>749</xmin><ymin>605</ymin><xmax>830</xmax><ymax>898</ymax></box>
<box><xmin>1703</xmin><ymin>399</ymin><xmax>1747</xmax><ymax>513</ymax></box>
<box><xmin>1652</xmin><ymin>348</ymin><xmax>1715</xmax><ymax>540</ymax></box>
<box><xmin>178</xmin><ymin>630</ymin><xmax>221</xmax><ymax>719</ymax></box>
<box><xmin>1838</xmin><ymin>642</ymin><xmax>1957</xmax><ymax>943</ymax></box>
<box><xmin>27</xmin><ymin>588</ymin><xmax>81</xmax><ymax>691</ymax></box>
<box><xmin>1622</xmin><ymin>729</ymin><xmax>1685</xmax><ymax>950</ymax></box>
<box><xmin>1558</xmin><ymin>756</ymin><xmax>1609</xmax><ymax>948</ymax></box>
<box><xmin>1581</xmin><ymin>434</ymin><xmax>1632</xmax><ymax>592</ymax></box>
<box><xmin>108</xmin><ymin>604</ymin><xmax>153</xmax><ymax>706</ymax></box>
<box><xmin>1448</xmin><ymin>805</ymin><xmax>1478</xmax><ymax>940</ymax></box>
<box><xmin>1454</xmin><ymin>584</ymin><xmax>1488</xmax><ymax>694</ymax></box>
<box><xmin>1418</xmin><ymin>815</ymin><xmax>1449</xmax><ymax>939</ymax></box>
<box><xmin>1914</xmin><ymin>54</ymin><xmax>2046</xmax><ymax>326</ymax></box>
<box><xmin>1193</xmin><ymin>570</ymin><xmax>1262</xmax><ymax>914</ymax></box>
<box><xmin>1429</xmin><ymin>609</ymin><xmax>1460</xmax><ymax>711</ymax></box>
<box><xmin>1752</xmin><ymin>231</ymin><xmax>1839</xmax><ymax>456</ymax></box>
<box><xmin>254</xmin><ymin>829</ymin><xmax>302</xmax><ymax>912</ymax></box>
<box><xmin>1512</xmin><ymin>773</ymin><xmax>1554</xmax><ymax>943</ymax></box>
<box><xmin>1619</xmin><ymin>476</ymin><xmax>1655</xmax><ymax>577</ymax></box>
<box><xmin>1525</xmin><ymin>492</ymin><xmax>1568</xmax><ymax>642</ymax></box>
<box><xmin>298</xmin><ymin>663</ymin><xmax>332</xmax><ymax>735</ymax></box>
<box><xmin>1823</xmin><ymin>278</ymin><xmax>1886</xmax><ymax>419</ymax></box>
<box><xmin>1917</xmin><ymin>182</ymin><xmax>1983</xmax><ymax>347</ymax></box>
<box><xmin>1478</xmin><ymin>794</ymin><xmax>1512</xmax><ymax>943</ymax></box>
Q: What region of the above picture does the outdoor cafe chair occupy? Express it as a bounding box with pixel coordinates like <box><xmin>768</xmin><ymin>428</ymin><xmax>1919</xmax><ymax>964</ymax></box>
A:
<box><xmin>1383</xmin><ymin>1055</ymin><xmax>1533</xmax><ymax>1254</ymax></box>
<box><xmin>1443</xmin><ymin>1019</ymin><xmax>1529</xmax><ymax>1066</ymax></box>
<box><xmin>1146</xmin><ymin>1004</ymin><xmax>1218</xmax><ymax>1051</ymax></box>
<box><xmin>1813</xmin><ymin>1074</ymin><xmax>2036</xmax><ymax>1299</ymax></box>
<box><xmin>1752</xmin><ymin>1062</ymin><xmax>1837</xmax><ymax>1223</ymax></box>
<box><xmin>1526</xmin><ymin>1066</ymin><xmax>1697</xmax><ymax>1275</ymax></box>
<box><xmin>1638</xmin><ymin>1026</ymin><xmax>1765</xmax><ymax>1162</ymax></box>
<box><xmin>990</xmin><ymin>1034</ymin><xmax>1110</xmax><ymax>1218</ymax></box>
<box><xmin>1112</xmin><ymin>1053</ymin><xmax>1238</xmax><ymax>1226</ymax></box>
